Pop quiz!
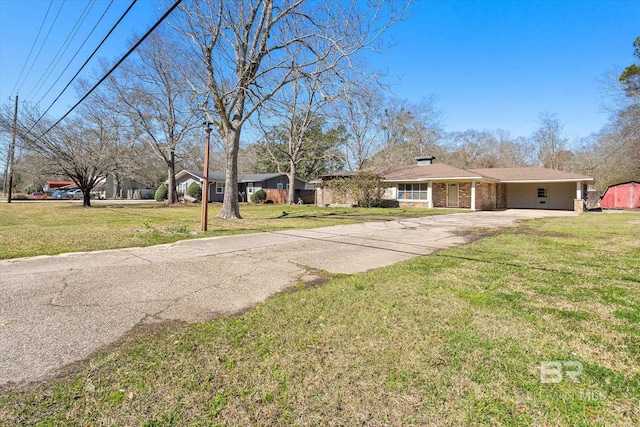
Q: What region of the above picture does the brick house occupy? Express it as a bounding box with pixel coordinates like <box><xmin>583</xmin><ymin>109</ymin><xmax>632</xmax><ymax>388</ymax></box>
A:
<box><xmin>316</xmin><ymin>157</ymin><xmax>593</xmax><ymax>212</ymax></box>
<box><xmin>174</xmin><ymin>169</ymin><xmax>311</xmax><ymax>203</ymax></box>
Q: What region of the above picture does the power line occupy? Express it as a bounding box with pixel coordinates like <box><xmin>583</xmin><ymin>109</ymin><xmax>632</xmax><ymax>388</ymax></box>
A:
<box><xmin>33</xmin><ymin>0</ymin><xmax>183</xmax><ymax>143</ymax></box>
<box><xmin>9</xmin><ymin>0</ymin><xmax>54</xmax><ymax>96</ymax></box>
<box><xmin>28</xmin><ymin>0</ymin><xmax>137</xmax><ymax>133</ymax></box>
<box><xmin>32</xmin><ymin>0</ymin><xmax>114</xmax><ymax>107</ymax></box>
<box><xmin>16</xmin><ymin>0</ymin><xmax>66</xmax><ymax>95</ymax></box>
<box><xmin>25</xmin><ymin>0</ymin><xmax>97</xmax><ymax>102</ymax></box>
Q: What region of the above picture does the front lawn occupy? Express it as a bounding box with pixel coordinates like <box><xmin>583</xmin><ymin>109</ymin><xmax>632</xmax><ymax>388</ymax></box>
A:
<box><xmin>0</xmin><ymin>212</ymin><xmax>638</xmax><ymax>426</ymax></box>
<box><xmin>0</xmin><ymin>202</ymin><xmax>461</xmax><ymax>259</ymax></box>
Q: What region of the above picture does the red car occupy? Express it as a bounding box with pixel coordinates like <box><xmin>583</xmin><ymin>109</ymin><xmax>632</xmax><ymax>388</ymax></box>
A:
<box><xmin>28</xmin><ymin>192</ymin><xmax>46</xmax><ymax>199</ymax></box>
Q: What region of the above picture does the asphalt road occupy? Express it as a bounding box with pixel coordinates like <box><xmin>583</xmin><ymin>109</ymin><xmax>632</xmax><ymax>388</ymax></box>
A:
<box><xmin>0</xmin><ymin>209</ymin><xmax>575</xmax><ymax>389</ymax></box>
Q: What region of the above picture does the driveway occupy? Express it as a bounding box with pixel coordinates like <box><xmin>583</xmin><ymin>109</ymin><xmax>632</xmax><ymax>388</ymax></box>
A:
<box><xmin>0</xmin><ymin>210</ymin><xmax>575</xmax><ymax>388</ymax></box>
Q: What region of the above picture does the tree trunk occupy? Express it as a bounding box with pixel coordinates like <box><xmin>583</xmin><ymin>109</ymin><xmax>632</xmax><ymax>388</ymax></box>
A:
<box><xmin>82</xmin><ymin>189</ymin><xmax>91</xmax><ymax>207</ymax></box>
<box><xmin>114</xmin><ymin>178</ymin><xmax>121</xmax><ymax>199</ymax></box>
<box><xmin>218</xmin><ymin>128</ymin><xmax>242</xmax><ymax>219</ymax></box>
<box><xmin>167</xmin><ymin>151</ymin><xmax>178</xmax><ymax>204</ymax></box>
<box><xmin>287</xmin><ymin>159</ymin><xmax>296</xmax><ymax>205</ymax></box>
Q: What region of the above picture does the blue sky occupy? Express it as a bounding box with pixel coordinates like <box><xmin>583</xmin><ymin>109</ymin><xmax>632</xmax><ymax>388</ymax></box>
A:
<box><xmin>376</xmin><ymin>0</ymin><xmax>639</xmax><ymax>140</ymax></box>
<box><xmin>1</xmin><ymin>0</ymin><xmax>639</xmax><ymax>143</ymax></box>
<box><xmin>0</xmin><ymin>0</ymin><xmax>161</xmax><ymax>118</ymax></box>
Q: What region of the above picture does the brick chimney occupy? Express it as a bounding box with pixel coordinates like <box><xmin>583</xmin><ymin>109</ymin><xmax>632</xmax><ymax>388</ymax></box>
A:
<box><xmin>415</xmin><ymin>156</ymin><xmax>435</xmax><ymax>165</ymax></box>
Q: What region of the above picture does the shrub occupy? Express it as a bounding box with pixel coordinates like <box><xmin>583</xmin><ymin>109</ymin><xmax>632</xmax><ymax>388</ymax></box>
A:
<box><xmin>327</xmin><ymin>170</ymin><xmax>385</xmax><ymax>207</ymax></box>
<box><xmin>186</xmin><ymin>182</ymin><xmax>202</xmax><ymax>201</ymax></box>
<box><xmin>154</xmin><ymin>184</ymin><xmax>168</xmax><ymax>202</ymax></box>
<box><xmin>251</xmin><ymin>189</ymin><xmax>267</xmax><ymax>203</ymax></box>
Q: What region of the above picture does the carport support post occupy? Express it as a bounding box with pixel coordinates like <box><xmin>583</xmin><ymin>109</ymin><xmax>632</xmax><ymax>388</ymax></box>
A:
<box><xmin>471</xmin><ymin>181</ymin><xmax>476</xmax><ymax>211</ymax></box>
<box><xmin>200</xmin><ymin>123</ymin><xmax>213</xmax><ymax>232</ymax></box>
<box><xmin>576</xmin><ymin>181</ymin><xmax>582</xmax><ymax>200</ymax></box>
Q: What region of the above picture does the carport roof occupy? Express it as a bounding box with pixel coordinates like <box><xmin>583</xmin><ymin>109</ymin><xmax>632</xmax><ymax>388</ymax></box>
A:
<box><xmin>469</xmin><ymin>167</ymin><xmax>593</xmax><ymax>183</ymax></box>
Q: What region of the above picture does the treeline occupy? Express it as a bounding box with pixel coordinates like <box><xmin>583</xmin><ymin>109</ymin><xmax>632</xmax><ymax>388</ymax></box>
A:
<box><xmin>232</xmin><ymin>91</ymin><xmax>638</xmax><ymax>189</ymax></box>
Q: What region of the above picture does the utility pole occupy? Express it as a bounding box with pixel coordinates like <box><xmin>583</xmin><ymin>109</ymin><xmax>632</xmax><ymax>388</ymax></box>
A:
<box><xmin>1</xmin><ymin>149</ymin><xmax>7</xmax><ymax>196</ymax></box>
<box><xmin>200</xmin><ymin>122</ymin><xmax>212</xmax><ymax>231</ymax></box>
<box><xmin>7</xmin><ymin>95</ymin><xmax>18</xmax><ymax>203</ymax></box>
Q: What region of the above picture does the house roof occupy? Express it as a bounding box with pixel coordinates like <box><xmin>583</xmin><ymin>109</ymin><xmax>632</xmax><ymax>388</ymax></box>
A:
<box><xmin>177</xmin><ymin>170</ymin><xmax>306</xmax><ymax>183</ymax></box>
<box><xmin>469</xmin><ymin>167</ymin><xmax>593</xmax><ymax>183</ymax></box>
<box><xmin>320</xmin><ymin>164</ymin><xmax>593</xmax><ymax>184</ymax></box>
<box><xmin>178</xmin><ymin>170</ymin><xmax>226</xmax><ymax>181</ymax></box>
<box><xmin>239</xmin><ymin>173</ymin><xmax>285</xmax><ymax>182</ymax></box>
<box><xmin>371</xmin><ymin>164</ymin><xmax>485</xmax><ymax>181</ymax></box>
<box><xmin>46</xmin><ymin>180</ymin><xmax>75</xmax><ymax>188</ymax></box>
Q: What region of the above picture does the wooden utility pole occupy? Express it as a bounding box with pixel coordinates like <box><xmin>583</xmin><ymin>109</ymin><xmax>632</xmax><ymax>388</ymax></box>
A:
<box><xmin>200</xmin><ymin>123</ymin><xmax>212</xmax><ymax>231</ymax></box>
<box><xmin>7</xmin><ymin>95</ymin><xmax>18</xmax><ymax>203</ymax></box>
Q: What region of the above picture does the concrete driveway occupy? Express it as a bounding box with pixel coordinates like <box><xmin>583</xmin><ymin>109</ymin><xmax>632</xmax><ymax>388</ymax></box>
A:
<box><xmin>0</xmin><ymin>209</ymin><xmax>575</xmax><ymax>388</ymax></box>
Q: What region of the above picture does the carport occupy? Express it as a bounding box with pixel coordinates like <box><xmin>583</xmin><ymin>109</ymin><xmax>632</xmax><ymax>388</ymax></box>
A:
<box><xmin>470</xmin><ymin>167</ymin><xmax>593</xmax><ymax>211</ymax></box>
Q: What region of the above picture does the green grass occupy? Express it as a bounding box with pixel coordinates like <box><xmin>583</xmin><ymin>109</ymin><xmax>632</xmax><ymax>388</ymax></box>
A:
<box><xmin>0</xmin><ymin>201</ymin><xmax>462</xmax><ymax>259</ymax></box>
<box><xmin>1</xmin><ymin>212</ymin><xmax>639</xmax><ymax>426</ymax></box>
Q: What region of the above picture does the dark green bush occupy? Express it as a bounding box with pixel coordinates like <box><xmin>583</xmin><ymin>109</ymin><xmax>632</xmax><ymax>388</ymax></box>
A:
<box><xmin>251</xmin><ymin>189</ymin><xmax>267</xmax><ymax>203</ymax></box>
<box><xmin>154</xmin><ymin>184</ymin><xmax>168</xmax><ymax>202</ymax></box>
<box><xmin>186</xmin><ymin>182</ymin><xmax>202</xmax><ymax>201</ymax></box>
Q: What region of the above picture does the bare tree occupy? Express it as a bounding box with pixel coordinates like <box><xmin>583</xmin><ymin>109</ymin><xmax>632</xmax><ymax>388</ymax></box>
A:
<box><xmin>494</xmin><ymin>131</ymin><xmax>536</xmax><ymax>167</ymax></box>
<box><xmin>257</xmin><ymin>71</ymin><xmax>345</xmax><ymax>204</ymax></box>
<box><xmin>257</xmin><ymin>117</ymin><xmax>346</xmax><ymax>203</ymax></box>
<box><xmin>588</xmin><ymin>38</ymin><xmax>640</xmax><ymax>187</ymax></box>
<box><xmin>176</xmin><ymin>0</ymin><xmax>410</xmax><ymax>218</ymax></box>
<box><xmin>106</xmin><ymin>123</ymin><xmax>145</xmax><ymax>199</ymax></box>
<box><xmin>337</xmin><ymin>84</ymin><xmax>385</xmax><ymax>170</ymax></box>
<box><xmin>0</xmin><ymin>104</ymin><xmax>119</xmax><ymax>207</ymax></box>
<box><xmin>440</xmin><ymin>129</ymin><xmax>535</xmax><ymax>168</ymax></box>
<box><xmin>105</xmin><ymin>30</ymin><xmax>200</xmax><ymax>204</ymax></box>
<box><xmin>586</xmin><ymin>107</ymin><xmax>640</xmax><ymax>187</ymax></box>
<box><xmin>80</xmin><ymin>95</ymin><xmax>146</xmax><ymax>199</ymax></box>
<box><xmin>368</xmin><ymin>97</ymin><xmax>443</xmax><ymax>166</ymax></box>
<box><xmin>531</xmin><ymin>111</ymin><xmax>569</xmax><ymax>170</ymax></box>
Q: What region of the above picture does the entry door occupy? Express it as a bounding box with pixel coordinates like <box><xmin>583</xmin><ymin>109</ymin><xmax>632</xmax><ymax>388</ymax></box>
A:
<box><xmin>447</xmin><ymin>183</ymin><xmax>459</xmax><ymax>207</ymax></box>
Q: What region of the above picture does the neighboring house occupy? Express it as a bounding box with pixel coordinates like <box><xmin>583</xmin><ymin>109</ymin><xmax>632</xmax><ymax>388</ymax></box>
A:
<box><xmin>599</xmin><ymin>181</ymin><xmax>640</xmax><ymax>209</ymax></box>
<box><xmin>316</xmin><ymin>156</ymin><xmax>593</xmax><ymax>212</ymax></box>
<box><xmin>43</xmin><ymin>180</ymin><xmax>75</xmax><ymax>193</ymax></box>
<box><xmin>44</xmin><ymin>177</ymin><xmax>154</xmax><ymax>199</ymax></box>
<box><xmin>174</xmin><ymin>170</ymin><xmax>310</xmax><ymax>203</ymax></box>
<box><xmin>93</xmin><ymin>176</ymin><xmax>154</xmax><ymax>200</ymax></box>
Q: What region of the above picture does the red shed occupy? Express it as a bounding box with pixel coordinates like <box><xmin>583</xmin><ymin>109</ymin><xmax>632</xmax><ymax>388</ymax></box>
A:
<box><xmin>600</xmin><ymin>181</ymin><xmax>640</xmax><ymax>209</ymax></box>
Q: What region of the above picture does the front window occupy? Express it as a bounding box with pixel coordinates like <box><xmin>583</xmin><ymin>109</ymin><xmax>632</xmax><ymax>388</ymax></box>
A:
<box><xmin>277</xmin><ymin>183</ymin><xmax>284</xmax><ymax>190</ymax></box>
<box><xmin>397</xmin><ymin>183</ymin><xmax>429</xmax><ymax>200</ymax></box>
<box><xmin>537</xmin><ymin>187</ymin><xmax>548</xmax><ymax>198</ymax></box>
<box><xmin>216</xmin><ymin>182</ymin><xmax>225</xmax><ymax>194</ymax></box>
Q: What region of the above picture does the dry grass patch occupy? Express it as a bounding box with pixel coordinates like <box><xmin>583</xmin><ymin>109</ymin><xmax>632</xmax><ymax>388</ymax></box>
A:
<box><xmin>0</xmin><ymin>202</ymin><xmax>461</xmax><ymax>259</ymax></box>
